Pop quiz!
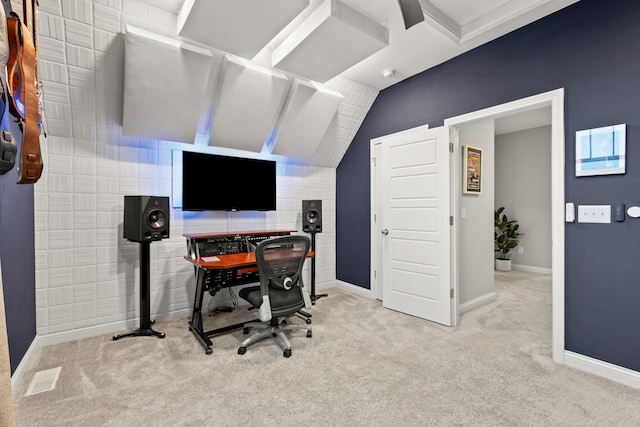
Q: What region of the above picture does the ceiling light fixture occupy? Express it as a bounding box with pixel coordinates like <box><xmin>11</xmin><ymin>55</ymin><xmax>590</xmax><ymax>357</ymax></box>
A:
<box><xmin>382</xmin><ymin>68</ymin><xmax>395</xmax><ymax>78</ymax></box>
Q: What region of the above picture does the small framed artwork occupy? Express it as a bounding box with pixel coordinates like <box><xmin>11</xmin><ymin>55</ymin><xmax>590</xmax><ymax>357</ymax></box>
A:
<box><xmin>575</xmin><ymin>124</ymin><xmax>626</xmax><ymax>177</ymax></box>
<box><xmin>463</xmin><ymin>145</ymin><xmax>482</xmax><ymax>194</ymax></box>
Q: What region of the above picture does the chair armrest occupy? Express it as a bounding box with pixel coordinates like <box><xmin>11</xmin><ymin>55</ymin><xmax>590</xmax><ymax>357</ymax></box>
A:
<box><xmin>259</xmin><ymin>295</ymin><xmax>272</xmax><ymax>322</ymax></box>
<box><xmin>300</xmin><ymin>284</ymin><xmax>312</xmax><ymax>309</ymax></box>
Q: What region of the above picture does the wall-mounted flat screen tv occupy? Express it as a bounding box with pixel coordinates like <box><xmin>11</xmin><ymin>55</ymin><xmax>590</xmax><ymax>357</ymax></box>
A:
<box><xmin>175</xmin><ymin>151</ymin><xmax>276</xmax><ymax>211</ymax></box>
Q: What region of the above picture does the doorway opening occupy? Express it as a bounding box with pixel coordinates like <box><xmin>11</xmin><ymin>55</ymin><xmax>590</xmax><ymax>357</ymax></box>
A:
<box><xmin>371</xmin><ymin>88</ymin><xmax>565</xmax><ymax>363</ymax></box>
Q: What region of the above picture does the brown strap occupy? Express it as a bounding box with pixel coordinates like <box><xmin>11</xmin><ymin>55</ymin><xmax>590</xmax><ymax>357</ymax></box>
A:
<box><xmin>6</xmin><ymin>15</ymin><xmax>24</xmax><ymax>120</ymax></box>
<box><xmin>7</xmin><ymin>14</ymin><xmax>41</xmax><ymax>184</ymax></box>
<box><xmin>0</xmin><ymin>6</ymin><xmax>16</xmax><ymax>175</ymax></box>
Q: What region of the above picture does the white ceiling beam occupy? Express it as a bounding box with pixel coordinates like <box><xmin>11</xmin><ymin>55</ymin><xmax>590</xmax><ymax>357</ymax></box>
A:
<box><xmin>418</xmin><ymin>0</ymin><xmax>461</xmax><ymax>43</ymax></box>
<box><xmin>178</xmin><ymin>0</ymin><xmax>309</xmax><ymax>59</ymax></box>
<box><xmin>272</xmin><ymin>0</ymin><xmax>388</xmax><ymax>83</ymax></box>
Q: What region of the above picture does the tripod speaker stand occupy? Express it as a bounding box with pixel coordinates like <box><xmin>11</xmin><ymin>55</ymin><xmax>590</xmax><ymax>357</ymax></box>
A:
<box><xmin>113</xmin><ymin>241</ymin><xmax>165</xmax><ymax>340</ymax></box>
<box><xmin>114</xmin><ymin>195</ymin><xmax>170</xmax><ymax>341</ymax></box>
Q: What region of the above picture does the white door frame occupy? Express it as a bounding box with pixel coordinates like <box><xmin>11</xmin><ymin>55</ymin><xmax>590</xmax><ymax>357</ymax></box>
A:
<box><xmin>370</xmin><ymin>88</ymin><xmax>564</xmax><ymax>363</ymax></box>
<box><xmin>445</xmin><ymin>88</ymin><xmax>565</xmax><ymax>363</ymax></box>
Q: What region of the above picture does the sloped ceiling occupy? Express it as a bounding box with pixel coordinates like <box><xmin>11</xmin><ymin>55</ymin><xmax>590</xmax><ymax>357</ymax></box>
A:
<box><xmin>125</xmin><ymin>0</ymin><xmax>580</xmax><ymax>167</ymax></box>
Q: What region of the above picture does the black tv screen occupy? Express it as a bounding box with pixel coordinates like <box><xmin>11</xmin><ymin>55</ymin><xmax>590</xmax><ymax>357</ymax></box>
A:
<box><xmin>181</xmin><ymin>151</ymin><xmax>276</xmax><ymax>211</ymax></box>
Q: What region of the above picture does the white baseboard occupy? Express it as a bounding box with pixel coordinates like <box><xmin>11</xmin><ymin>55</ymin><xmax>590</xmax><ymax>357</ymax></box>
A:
<box><xmin>512</xmin><ymin>264</ymin><xmax>552</xmax><ymax>275</ymax></box>
<box><xmin>36</xmin><ymin>308</ymin><xmax>193</xmax><ymax>348</ymax></box>
<box><xmin>459</xmin><ymin>292</ymin><xmax>496</xmax><ymax>314</ymax></box>
<box><xmin>10</xmin><ymin>336</ymin><xmax>39</xmax><ymax>395</ymax></box>
<box><xmin>564</xmin><ymin>351</ymin><xmax>640</xmax><ymax>389</ymax></box>
<box><xmin>334</xmin><ymin>280</ymin><xmax>374</xmax><ymax>299</ymax></box>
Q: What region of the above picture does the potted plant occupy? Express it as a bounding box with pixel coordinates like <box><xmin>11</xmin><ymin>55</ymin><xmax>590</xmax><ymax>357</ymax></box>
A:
<box><xmin>494</xmin><ymin>207</ymin><xmax>523</xmax><ymax>271</ymax></box>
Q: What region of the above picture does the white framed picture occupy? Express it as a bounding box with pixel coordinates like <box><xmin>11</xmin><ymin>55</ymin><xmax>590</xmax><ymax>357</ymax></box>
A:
<box><xmin>575</xmin><ymin>124</ymin><xmax>626</xmax><ymax>177</ymax></box>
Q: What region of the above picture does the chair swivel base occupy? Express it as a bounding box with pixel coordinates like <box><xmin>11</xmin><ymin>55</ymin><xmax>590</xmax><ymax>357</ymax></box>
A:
<box><xmin>237</xmin><ymin>320</ymin><xmax>311</xmax><ymax>358</ymax></box>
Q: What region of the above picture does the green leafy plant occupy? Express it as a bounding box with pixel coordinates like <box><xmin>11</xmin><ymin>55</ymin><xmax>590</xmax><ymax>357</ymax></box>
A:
<box><xmin>494</xmin><ymin>207</ymin><xmax>524</xmax><ymax>260</ymax></box>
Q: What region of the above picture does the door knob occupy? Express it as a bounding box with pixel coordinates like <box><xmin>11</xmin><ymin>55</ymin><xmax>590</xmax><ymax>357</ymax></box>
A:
<box><xmin>381</xmin><ymin>229</ymin><xmax>389</xmax><ymax>235</ymax></box>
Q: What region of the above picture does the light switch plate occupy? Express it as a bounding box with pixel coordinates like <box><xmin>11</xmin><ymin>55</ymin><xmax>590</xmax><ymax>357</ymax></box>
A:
<box><xmin>577</xmin><ymin>205</ymin><xmax>611</xmax><ymax>223</ymax></box>
<box><xmin>565</xmin><ymin>202</ymin><xmax>575</xmax><ymax>222</ymax></box>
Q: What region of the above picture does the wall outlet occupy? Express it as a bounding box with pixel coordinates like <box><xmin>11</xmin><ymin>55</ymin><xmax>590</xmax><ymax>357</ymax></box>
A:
<box><xmin>518</xmin><ymin>247</ymin><xmax>524</xmax><ymax>254</ymax></box>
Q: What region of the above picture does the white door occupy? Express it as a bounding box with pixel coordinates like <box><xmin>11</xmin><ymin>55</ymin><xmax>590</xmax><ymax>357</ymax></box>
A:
<box><xmin>381</xmin><ymin>126</ymin><xmax>452</xmax><ymax>326</ymax></box>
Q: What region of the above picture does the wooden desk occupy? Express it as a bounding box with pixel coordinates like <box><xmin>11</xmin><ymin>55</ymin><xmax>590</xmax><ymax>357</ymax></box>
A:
<box><xmin>183</xmin><ymin>230</ymin><xmax>313</xmax><ymax>354</ymax></box>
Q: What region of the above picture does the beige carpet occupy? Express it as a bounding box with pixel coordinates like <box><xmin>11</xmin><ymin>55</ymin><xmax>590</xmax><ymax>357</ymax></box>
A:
<box><xmin>12</xmin><ymin>271</ymin><xmax>640</xmax><ymax>426</ymax></box>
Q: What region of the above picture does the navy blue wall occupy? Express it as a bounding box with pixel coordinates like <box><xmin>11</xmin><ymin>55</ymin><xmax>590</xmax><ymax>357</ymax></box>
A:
<box><xmin>337</xmin><ymin>0</ymin><xmax>640</xmax><ymax>372</ymax></box>
<box><xmin>1</xmin><ymin>0</ymin><xmax>37</xmax><ymax>374</ymax></box>
<box><xmin>0</xmin><ymin>119</ymin><xmax>36</xmax><ymax>375</ymax></box>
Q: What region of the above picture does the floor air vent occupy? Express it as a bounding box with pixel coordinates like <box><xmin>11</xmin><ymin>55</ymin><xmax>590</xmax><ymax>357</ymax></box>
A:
<box><xmin>25</xmin><ymin>367</ymin><xmax>61</xmax><ymax>396</ymax></box>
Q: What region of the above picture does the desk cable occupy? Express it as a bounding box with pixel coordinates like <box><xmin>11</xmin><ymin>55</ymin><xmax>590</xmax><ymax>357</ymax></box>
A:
<box><xmin>208</xmin><ymin>287</ymin><xmax>238</xmax><ymax>315</ymax></box>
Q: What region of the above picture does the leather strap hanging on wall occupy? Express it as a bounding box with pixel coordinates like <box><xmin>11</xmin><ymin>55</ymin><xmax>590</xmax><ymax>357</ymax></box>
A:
<box><xmin>6</xmin><ymin>8</ymin><xmax>42</xmax><ymax>184</ymax></box>
<box><xmin>0</xmin><ymin>3</ymin><xmax>16</xmax><ymax>175</ymax></box>
<box><xmin>28</xmin><ymin>0</ymin><xmax>44</xmax><ymax>136</ymax></box>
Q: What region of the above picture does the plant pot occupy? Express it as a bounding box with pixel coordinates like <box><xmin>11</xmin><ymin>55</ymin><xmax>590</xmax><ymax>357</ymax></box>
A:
<box><xmin>495</xmin><ymin>258</ymin><xmax>512</xmax><ymax>272</ymax></box>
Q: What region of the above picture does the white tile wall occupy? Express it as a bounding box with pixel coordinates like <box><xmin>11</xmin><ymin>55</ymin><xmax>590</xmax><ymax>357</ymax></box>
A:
<box><xmin>33</xmin><ymin>0</ymin><xmax>378</xmax><ymax>337</ymax></box>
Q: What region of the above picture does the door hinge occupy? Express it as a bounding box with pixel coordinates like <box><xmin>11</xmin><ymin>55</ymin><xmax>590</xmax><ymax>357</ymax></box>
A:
<box><xmin>374</xmin><ymin>270</ymin><xmax>377</xmax><ymax>279</ymax></box>
<box><xmin>450</xmin><ymin>288</ymin><xmax>454</xmax><ymax>299</ymax></box>
<box><xmin>449</xmin><ymin>142</ymin><xmax>453</xmax><ymax>153</ymax></box>
<box><xmin>449</xmin><ymin>216</ymin><xmax>453</xmax><ymax>225</ymax></box>
<box><xmin>372</xmin><ymin>157</ymin><xmax>376</xmax><ymax>166</ymax></box>
<box><xmin>374</xmin><ymin>214</ymin><xmax>376</xmax><ymax>222</ymax></box>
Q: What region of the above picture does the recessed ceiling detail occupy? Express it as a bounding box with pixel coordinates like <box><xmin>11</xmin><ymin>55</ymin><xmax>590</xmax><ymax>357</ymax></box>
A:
<box><xmin>270</xmin><ymin>78</ymin><xmax>343</xmax><ymax>160</ymax></box>
<box><xmin>209</xmin><ymin>55</ymin><xmax>290</xmax><ymax>153</ymax></box>
<box><xmin>122</xmin><ymin>26</ymin><xmax>212</xmax><ymax>144</ymax></box>
<box><xmin>177</xmin><ymin>0</ymin><xmax>310</xmax><ymax>59</ymax></box>
<box><xmin>271</xmin><ymin>0</ymin><xmax>389</xmax><ymax>83</ymax></box>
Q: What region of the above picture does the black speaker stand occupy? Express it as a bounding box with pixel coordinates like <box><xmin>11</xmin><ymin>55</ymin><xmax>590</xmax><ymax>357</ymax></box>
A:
<box><xmin>309</xmin><ymin>232</ymin><xmax>327</xmax><ymax>305</ymax></box>
<box><xmin>113</xmin><ymin>241</ymin><xmax>165</xmax><ymax>341</ymax></box>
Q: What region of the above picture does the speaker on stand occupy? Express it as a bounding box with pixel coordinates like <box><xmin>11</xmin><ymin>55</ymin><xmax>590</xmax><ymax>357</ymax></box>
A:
<box><xmin>113</xmin><ymin>196</ymin><xmax>170</xmax><ymax>341</ymax></box>
<box><xmin>302</xmin><ymin>200</ymin><xmax>327</xmax><ymax>304</ymax></box>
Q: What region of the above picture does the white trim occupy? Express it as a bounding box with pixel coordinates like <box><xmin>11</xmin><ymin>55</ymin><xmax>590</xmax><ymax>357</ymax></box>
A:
<box><xmin>458</xmin><ymin>292</ymin><xmax>496</xmax><ymax>314</ymax></box>
<box><xmin>564</xmin><ymin>351</ymin><xmax>640</xmax><ymax>389</ymax></box>
<box><xmin>335</xmin><ymin>280</ymin><xmax>374</xmax><ymax>299</ymax></box>
<box><xmin>445</xmin><ymin>88</ymin><xmax>565</xmax><ymax>364</ymax></box>
<box><xmin>512</xmin><ymin>264</ymin><xmax>552</xmax><ymax>275</ymax></box>
<box><xmin>10</xmin><ymin>336</ymin><xmax>39</xmax><ymax>395</ymax></box>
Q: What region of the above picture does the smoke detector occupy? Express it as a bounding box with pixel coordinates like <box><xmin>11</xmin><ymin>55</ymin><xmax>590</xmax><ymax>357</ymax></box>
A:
<box><xmin>382</xmin><ymin>68</ymin><xmax>395</xmax><ymax>78</ymax></box>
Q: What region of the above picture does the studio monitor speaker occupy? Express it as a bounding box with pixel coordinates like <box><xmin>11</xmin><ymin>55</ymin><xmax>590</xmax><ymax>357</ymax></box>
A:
<box><xmin>302</xmin><ymin>200</ymin><xmax>322</xmax><ymax>234</ymax></box>
<box><xmin>123</xmin><ymin>195</ymin><xmax>170</xmax><ymax>242</ymax></box>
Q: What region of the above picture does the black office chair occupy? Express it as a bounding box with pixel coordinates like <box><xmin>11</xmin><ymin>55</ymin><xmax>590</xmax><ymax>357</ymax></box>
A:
<box><xmin>237</xmin><ymin>235</ymin><xmax>312</xmax><ymax>358</ymax></box>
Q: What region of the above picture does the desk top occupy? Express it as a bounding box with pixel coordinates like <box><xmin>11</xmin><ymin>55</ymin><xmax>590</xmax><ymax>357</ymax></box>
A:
<box><xmin>184</xmin><ymin>250</ymin><xmax>315</xmax><ymax>269</ymax></box>
<box><xmin>183</xmin><ymin>229</ymin><xmax>297</xmax><ymax>239</ymax></box>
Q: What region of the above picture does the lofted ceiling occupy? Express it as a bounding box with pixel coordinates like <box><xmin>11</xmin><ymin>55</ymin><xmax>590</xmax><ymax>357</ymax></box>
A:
<box><xmin>125</xmin><ymin>0</ymin><xmax>578</xmax><ymax>166</ymax></box>
<box><xmin>142</xmin><ymin>0</ymin><xmax>579</xmax><ymax>90</ymax></box>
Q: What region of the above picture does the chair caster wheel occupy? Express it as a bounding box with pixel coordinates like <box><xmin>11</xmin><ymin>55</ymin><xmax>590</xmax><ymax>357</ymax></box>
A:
<box><xmin>238</xmin><ymin>347</ymin><xmax>246</xmax><ymax>355</ymax></box>
<box><xmin>272</xmin><ymin>333</ymin><xmax>277</xmax><ymax>337</ymax></box>
<box><xmin>243</xmin><ymin>327</ymin><xmax>249</xmax><ymax>334</ymax></box>
<box><xmin>283</xmin><ymin>349</ymin><xmax>292</xmax><ymax>358</ymax></box>
<box><xmin>306</xmin><ymin>319</ymin><xmax>312</xmax><ymax>325</ymax></box>
<box><xmin>307</xmin><ymin>330</ymin><xmax>312</xmax><ymax>338</ymax></box>
<box><xmin>206</xmin><ymin>348</ymin><xmax>213</xmax><ymax>355</ymax></box>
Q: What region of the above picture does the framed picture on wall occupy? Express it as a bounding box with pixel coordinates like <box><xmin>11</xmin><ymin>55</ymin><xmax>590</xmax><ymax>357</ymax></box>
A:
<box><xmin>575</xmin><ymin>124</ymin><xmax>626</xmax><ymax>177</ymax></box>
<box><xmin>463</xmin><ymin>145</ymin><xmax>483</xmax><ymax>194</ymax></box>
